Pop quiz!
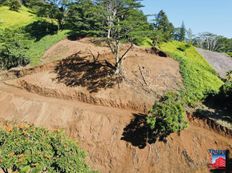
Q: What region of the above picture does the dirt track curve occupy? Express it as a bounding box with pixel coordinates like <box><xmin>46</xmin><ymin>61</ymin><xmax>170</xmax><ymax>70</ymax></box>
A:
<box><xmin>197</xmin><ymin>48</ymin><xmax>232</xmax><ymax>78</ymax></box>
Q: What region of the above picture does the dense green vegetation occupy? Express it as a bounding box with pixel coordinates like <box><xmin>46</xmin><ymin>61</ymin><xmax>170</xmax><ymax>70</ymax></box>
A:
<box><xmin>218</xmin><ymin>71</ymin><xmax>232</xmax><ymax>109</ymax></box>
<box><xmin>147</xmin><ymin>92</ymin><xmax>188</xmax><ymax>138</ymax></box>
<box><xmin>159</xmin><ymin>41</ymin><xmax>223</xmax><ymax>106</ymax></box>
<box><xmin>147</xmin><ymin>42</ymin><xmax>224</xmax><ymax>136</ymax></box>
<box><xmin>227</xmin><ymin>52</ymin><xmax>232</xmax><ymax>57</ymax></box>
<box><xmin>151</xmin><ymin>10</ymin><xmax>174</xmax><ymax>45</ymax></box>
<box><xmin>0</xmin><ymin>28</ymin><xmax>68</xmax><ymax>68</ymax></box>
<box><xmin>0</xmin><ymin>124</ymin><xmax>93</xmax><ymax>173</ymax></box>
<box><xmin>0</xmin><ymin>29</ymin><xmax>30</xmax><ymax>69</ymax></box>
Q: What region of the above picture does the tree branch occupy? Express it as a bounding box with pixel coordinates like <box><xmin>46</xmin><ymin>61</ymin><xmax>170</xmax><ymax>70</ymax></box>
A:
<box><xmin>2</xmin><ymin>168</ymin><xmax>8</xmax><ymax>173</ymax></box>
<box><xmin>106</xmin><ymin>39</ymin><xmax>115</xmax><ymax>54</ymax></box>
<box><xmin>120</xmin><ymin>42</ymin><xmax>133</xmax><ymax>61</ymax></box>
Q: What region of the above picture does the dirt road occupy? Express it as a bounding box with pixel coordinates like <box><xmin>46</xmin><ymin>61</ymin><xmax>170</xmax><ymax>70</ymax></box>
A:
<box><xmin>196</xmin><ymin>48</ymin><xmax>232</xmax><ymax>78</ymax></box>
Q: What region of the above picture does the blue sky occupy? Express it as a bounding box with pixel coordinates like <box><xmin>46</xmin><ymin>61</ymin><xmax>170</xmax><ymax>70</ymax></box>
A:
<box><xmin>141</xmin><ymin>0</ymin><xmax>232</xmax><ymax>38</ymax></box>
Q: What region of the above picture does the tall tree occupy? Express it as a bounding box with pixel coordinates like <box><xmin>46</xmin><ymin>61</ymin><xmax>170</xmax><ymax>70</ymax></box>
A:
<box><xmin>186</xmin><ymin>28</ymin><xmax>193</xmax><ymax>43</ymax></box>
<box><xmin>35</xmin><ymin>0</ymin><xmax>70</xmax><ymax>30</ymax></box>
<box><xmin>152</xmin><ymin>10</ymin><xmax>174</xmax><ymax>44</ymax></box>
<box><xmin>98</xmin><ymin>0</ymin><xmax>147</xmax><ymax>74</ymax></box>
<box><xmin>66</xmin><ymin>0</ymin><xmax>104</xmax><ymax>36</ymax></box>
<box><xmin>173</xmin><ymin>22</ymin><xmax>186</xmax><ymax>41</ymax></box>
<box><xmin>179</xmin><ymin>21</ymin><xmax>186</xmax><ymax>41</ymax></box>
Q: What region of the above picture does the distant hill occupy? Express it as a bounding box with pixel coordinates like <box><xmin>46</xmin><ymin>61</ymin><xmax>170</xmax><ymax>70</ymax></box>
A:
<box><xmin>0</xmin><ymin>6</ymin><xmax>37</xmax><ymax>29</ymax></box>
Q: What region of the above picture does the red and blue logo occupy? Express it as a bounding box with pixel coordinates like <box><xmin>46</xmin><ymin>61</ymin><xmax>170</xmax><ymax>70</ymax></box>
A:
<box><xmin>208</xmin><ymin>149</ymin><xmax>227</xmax><ymax>170</ymax></box>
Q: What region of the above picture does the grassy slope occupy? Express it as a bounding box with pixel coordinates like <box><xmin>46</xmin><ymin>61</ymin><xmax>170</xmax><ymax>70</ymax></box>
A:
<box><xmin>160</xmin><ymin>41</ymin><xmax>223</xmax><ymax>105</ymax></box>
<box><xmin>0</xmin><ymin>6</ymin><xmax>69</xmax><ymax>66</ymax></box>
<box><xmin>0</xmin><ymin>6</ymin><xmax>36</xmax><ymax>29</ymax></box>
<box><xmin>139</xmin><ymin>37</ymin><xmax>153</xmax><ymax>48</ymax></box>
<box><xmin>27</xmin><ymin>30</ymin><xmax>69</xmax><ymax>66</ymax></box>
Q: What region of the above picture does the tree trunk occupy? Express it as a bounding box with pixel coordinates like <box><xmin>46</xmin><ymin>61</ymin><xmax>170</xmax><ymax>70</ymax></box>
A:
<box><xmin>107</xmin><ymin>16</ymin><xmax>112</xmax><ymax>38</ymax></box>
<box><xmin>115</xmin><ymin>63</ymin><xmax>121</xmax><ymax>74</ymax></box>
<box><xmin>2</xmin><ymin>168</ymin><xmax>8</xmax><ymax>173</ymax></box>
<box><xmin>114</xmin><ymin>42</ymin><xmax>121</xmax><ymax>74</ymax></box>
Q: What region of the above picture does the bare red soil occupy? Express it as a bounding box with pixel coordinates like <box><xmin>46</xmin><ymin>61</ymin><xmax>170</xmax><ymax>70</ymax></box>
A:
<box><xmin>0</xmin><ymin>38</ymin><xmax>231</xmax><ymax>173</ymax></box>
<box><xmin>6</xmin><ymin>38</ymin><xmax>182</xmax><ymax>112</ymax></box>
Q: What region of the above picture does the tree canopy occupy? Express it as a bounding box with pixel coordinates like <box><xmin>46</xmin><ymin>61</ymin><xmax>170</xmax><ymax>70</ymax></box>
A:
<box><xmin>152</xmin><ymin>10</ymin><xmax>174</xmax><ymax>45</ymax></box>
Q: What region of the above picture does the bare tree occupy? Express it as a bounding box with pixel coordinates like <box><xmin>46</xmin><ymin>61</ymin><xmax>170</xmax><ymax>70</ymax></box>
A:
<box><xmin>194</xmin><ymin>32</ymin><xmax>220</xmax><ymax>51</ymax></box>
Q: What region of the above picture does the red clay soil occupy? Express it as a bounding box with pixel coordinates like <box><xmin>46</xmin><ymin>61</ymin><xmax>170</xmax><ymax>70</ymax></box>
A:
<box><xmin>6</xmin><ymin>38</ymin><xmax>182</xmax><ymax>112</ymax></box>
<box><xmin>0</xmin><ymin>83</ymin><xmax>231</xmax><ymax>173</ymax></box>
<box><xmin>0</xmin><ymin>38</ymin><xmax>231</xmax><ymax>173</ymax></box>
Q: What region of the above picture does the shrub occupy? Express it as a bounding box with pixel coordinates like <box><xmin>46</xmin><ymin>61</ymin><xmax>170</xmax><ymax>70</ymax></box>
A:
<box><xmin>226</xmin><ymin>71</ymin><xmax>232</xmax><ymax>82</ymax></box>
<box><xmin>220</xmin><ymin>81</ymin><xmax>232</xmax><ymax>96</ymax></box>
<box><xmin>177</xmin><ymin>43</ymin><xmax>191</xmax><ymax>52</ymax></box>
<box><xmin>8</xmin><ymin>0</ymin><xmax>21</xmax><ymax>11</ymax></box>
<box><xmin>147</xmin><ymin>92</ymin><xmax>188</xmax><ymax>138</ymax></box>
<box><xmin>0</xmin><ymin>29</ymin><xmax>30</xmax><ymax>69</ymax></box>
<box><xmin>205</xmin><ymin>79</ymin><xmax>232</xmax><ymax>112</ymax></box>
<box><xmin>24</xmin><ymin>20</ymin><xmax>58</xmax><ymax>41</ymax></box>
<box><xmin>218</xmin><ymin>80</ymin><xmax>232</xmax><ymax>110</ymax></box>
<box><xmin>0</xmin><ymin>123</ymin><xmax>93</xmax><ymax>173</ymax></box>
<box><xmin>227</xmin><ymin>52</ymin><xmax>232</xmax><ymax>57</ymax></box>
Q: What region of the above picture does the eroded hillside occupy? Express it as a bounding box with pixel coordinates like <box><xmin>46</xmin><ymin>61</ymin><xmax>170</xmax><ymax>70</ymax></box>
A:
<box><xmin>0</xmin><ymin>39</ymin><xmax>231</xmax><ymax>173</ymax></box>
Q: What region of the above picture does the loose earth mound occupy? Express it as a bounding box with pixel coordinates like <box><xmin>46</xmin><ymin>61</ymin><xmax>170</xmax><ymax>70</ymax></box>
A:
<box><xmin>6</xmin><ymin>38</ymin><xmax>182</xmax><ymax>112</ymax></box>
<box><xmin>0</xmin><ymin>38</ymin><xmax>231</xmax><ymax>173</ymax></box>
<box><xmin>0</xmin><ymin>84</ymin><xmax>231</xmax><ymax>173</ymax></box>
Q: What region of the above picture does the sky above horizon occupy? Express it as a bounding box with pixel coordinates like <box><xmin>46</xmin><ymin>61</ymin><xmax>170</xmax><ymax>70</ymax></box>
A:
<box><xmin>141</xmin><ymin>0</ymin><xmax>232</xmax><ymax>38</ymax></box>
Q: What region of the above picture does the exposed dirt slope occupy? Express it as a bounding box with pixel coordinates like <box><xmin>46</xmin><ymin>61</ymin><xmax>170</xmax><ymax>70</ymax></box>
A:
<box><xmin>6</xmin><ymin>38</ymin><xmax>182</xmax><ymax>112</ymax></box>
<box><xmin>196</xmin><ymin>48</ymin><xmax>232</xmax><ymax>78</ymax></box>
<box><xmin>0</xmin><ymin>39</ymin><xmax>231</xmax><ymax>172</ymax></box>
<box><xmin>0</xmin><ymin>83</ymin><xmax>231</xmax><ymax>173</ymax></box>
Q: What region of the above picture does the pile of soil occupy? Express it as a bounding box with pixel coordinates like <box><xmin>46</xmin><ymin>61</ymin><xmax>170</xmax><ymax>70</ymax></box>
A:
<box><xmin>6</xmin><ymin>38</ymin><xmax>182</xmax><ymax>112</ymax></box>
<box><xmin>0</xmin><ymin>38</ymin><xmax>231</xmax><ymax>173</ymax></box>
<box><xmin>0</xmin><ymin>84</ymin><xmax>231</xmax><ymax>173</ymax></box>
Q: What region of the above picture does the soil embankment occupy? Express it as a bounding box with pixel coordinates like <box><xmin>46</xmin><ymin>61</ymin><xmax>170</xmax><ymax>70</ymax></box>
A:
<box><xmin>0</xmin><ymin>83</ymin><xmax>231</xmax><ymax>173</ymax></box>
<box><xmin>5</xmin><ymin>38</ymin><xmax>182</xmax><ymax>112</ymax></box>
<box><xmin>0</xmin><ymin>39</ymin><xmax>231</xmax><ymax>172</ymax></box>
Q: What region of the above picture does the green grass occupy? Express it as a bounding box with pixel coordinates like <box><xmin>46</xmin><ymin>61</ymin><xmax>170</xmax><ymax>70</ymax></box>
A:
<box><xmin>0</xmin><ymin>6</ymin><xmax>36</xmax><ymax>29</ymax></box>
<box><xmin>26</xmin><ymin>30</ymin><xmax>69</xmax><ymax>65</ymax></box>
<box><xmin>160</xmin><ymin>41</ymin><xmax>223</xmax><ymax>105</ymax></box>
<box><xmin>0</xmin><ymin>5</ymin><xmax>68</xmax><ymax>66</ymax></box>
<box><xmin>227</xmin><ymin>52</ymin><xmax>232</xmax><ymax>57</ymax></box>
<box><xmin>139</xmin><ymin>37</ymin><xmax>153</xmax><ymax>48</ymax></box>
